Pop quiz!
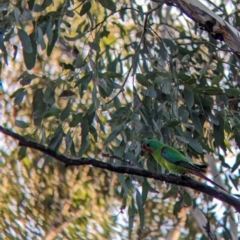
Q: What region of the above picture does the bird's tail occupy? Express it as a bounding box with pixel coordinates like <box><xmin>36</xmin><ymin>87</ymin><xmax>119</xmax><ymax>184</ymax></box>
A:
<box><xmin>192</xmin><ymin>171</ymin><xmax>227</xmax><ymax>192</ymax></box>
<box><xmin>193</xmin><ymin>163</ymin><xmax>208</xmax><ymax>173</ymax></box>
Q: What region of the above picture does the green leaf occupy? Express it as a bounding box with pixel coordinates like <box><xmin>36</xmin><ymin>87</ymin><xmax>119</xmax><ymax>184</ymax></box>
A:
<box><xmin>18</xmin><ymin>71</ymin><xmax>37</xmax><ymax>86</ymax></box>
<box><xmin>65</xmin><ymin>130</ymin><xmax>73</xmax><ymax>154</ymax></box>
<box><xmin>110</xmin><ymin>106</ymin><xmax>130</xmax><ymax>120</ymax></box>
<box><xmin>165</xmin><ymin>120</ymin><xmax>180</xmax><ymax>128</ymax></box>
<box><xmin>90</xmin><ymin>125</ymin><xmax>98</xmax><ymax>141</ymax></box>
<box><xmin>18</xmin><ymin>29</ymin><xmax>33</xmax><ymax>53</ymax></box>
<box><xmin>44</xmin><ymin>84</ymin><xmax>55</xmax><ymax>105</ymax></box>
<box><xmin>183</xmin><ymin>83</ymin><xmax>199</xmax><ymax>93</ymax></box>
<box><xmin>92</xmin><ymin>85</ymin><xmax>99</xmax><ymax>109</ymax></box>
<box><xmin>184</xmin><ymin>88</ymin><xmax>194</xmax><ymax>109</ymax></box>
<box><xmin>162</xmin><ymin>185</ymin><xmax>178</xmax><ymax>200</ymax></box>
<box><xmin>0</xmin><ymin>35</ymin><xmax>8</xmax><ymax>64</ymax></box>
<box><xmin>10</xmin><ymin>88</ymin><xmax>25</xmax><ymax>98</ymax></box>
<box><xmin>69</xmin><ymin>113</ymin><xmax>83</xmax><ymax>127</ymax></box>
<box><xmin>199</xmin><ymin>86</ymin><xmax>223</xmax><ymax>95</ymax></box>
<box><xmin>147</xmin><ymin>86</ymin><xmax>157</xmax><ymax>98</ymax></box>
<box><xmin>229</xmin><ymin>175</ymin><xmax>239</xmax><ymax>191</ymax></box>
<box><xmin>176</xmin><ymin>136</ymin><xmax>203</xmax><ymax>153</ymax></box>
<box><xmin>136</xmin><ymin>74</ymin><xmax>149</xmax><ymax>87</ymax></box>
<box><xmin>78</xmin><ymin>137</ymin><xmax>89</xmax><ymax>157</ymax></box>
<box><xmin>36</xmin><ymin>26</ymin><xmax>46</xmax><ymax>50</ymax></box>
<box><xmin>65</xmin><ymin>33</ymin><xmax>85</xmax><ymax>42</ymax></box>
<box><xmin>128</xmin><ymin>198</ymin><xmax>135</xmax><ymax>239</ymax></box>
<box><xmin>141</xmin><ymin>179</ymin><xmax>150</xmax><ymax>206</ymax></box>
<box><xmin>234</xmin><ymin>129</ymin><xmax>240</xmax><ymax>149</ymax></box>
<box><xmin>81</xmin><ymin>119</ymin><xmax>89</xmax><ymax>143</ymax></box>
<box><xmin>47</xmin><ymin>28</ymin><xmax>59</xmax><ymax>56</ymax></box>
<box><xmin>104</xmin><ymin>125</ymin><xmax>123</xmax><ymax>145</ymax></box>
<box><xmin>183</xmin><ymin>191</ymin><xmax>192</xmax><ymax>206</ymax></box>
<box><xmin>225</xmin><ymin>88</ymin><xmax>240</xmax><ymax>96</ymax></box>
<box><xmin>118</xmin><ymin>174</ymin><xmax>129</xmax><ymax>194</ymax></box>
<box><xmin>23</xmin><ymin>33</ymin><xmax>37</xmax><ymax>70</ymax></box>
<box><xmin>178</xmin><ymin>105</ymin><xmax>189</xmax><ymax>123</ymax></box>
<box><xmin>80</xmin><ymin>2</ymin><xmax>91</xmax><ymax>16</ymax></box>
<box><xmin>191</xmin><ymin>112</ymin><xmax>203</xmax><ymax>135</ymax></box>
<box><xmin>231</xmin><ymin>153</ymin><xmax>240</xmax><ymax>173</ymax></box>
<box><xmin>59</xmin><ymin>90</ymin><xmax>76</xmax><ymax>98</ymax></box>
<box><xmin>75</xmin><ymin>72</ymin><xmax>93</xmax><ymax>97</ymax></box>
<box><xmin>188</xmin><ymin>139</ymin><xmax>203</xmax><ymax>153</ymax></box>
<box><xmin>101</xmin><ymin>71</ymin><xmax>122</xmax><ymax>79</ymax></box>
<box><xmin>136</xmin><ymin>190</ymin><xmax>144</xmax><ymax>230</ymax></box>
<box><xmin>178</xmin><ymin>74</ymin><xmax>195</xmax><ymax>84</ymax></box>
<box><xmin>74</xmin><ymin>54</ymin><xmax>85</xmax><ymax>68</ymax></box>
<box><xmin>206</xmin><ymin>111</ymin><xmax>219</xmax><ymax>125</ymax></box>
<box><xmin>212</xmin><ymin>75</ymin><xmax>223</xmax><ymax>85</ymax></box>
<box><xmin>181</xmin><ymin>54</ymin><xmax>190</xmax><ymax>63</ymax></box>
<box><xmin>60</xmin><ymin>100</ymin><xmax>71</xmax><ymax>121</ymax></box>
<box><xmin>46</xmin><ymin>21</ymin><xmax>53</xmax><ymax>45</ymax></box>
<box><xmin>98</xmin><ymin>0</ymin><xmax>116</xmax><ymax>11</ymax></box>
<box><xmin>70</xmin><ymin>140</ymin><xmax>77</xmax><ymax>156</ymax></box>
<box><xmin>88</xmin><ymin>41</ymin><xmax>100</xmax><ymax>52</ymax></box>
<box><xmin>173</xmin><ymin>201</ymin><xmax>182</xmax><ymax>216</ymax></box>
<box><xmin>42</xmin><ymin>107</ymin><xmax>61</xmax><ymax>119</ymax></box>
<box><xmin>15</xmin><ymin>120</ymin><xmax>29</xmax><ymax>128</ymax></box>
<box><xmin>14</xmin><ymin>90</ymin><xmax>26</xmax><ymax>105</ymax></box>
<box><xmin>32</xmin><ymin>89</ymin><xmax>46</xmax><ymax>126</ymax></box>
<box><xmin>218</xmin><ymin>154</ymin><xmax>231</xmax><ymax>169</ymax></box>
<box><xmin>48</xmin><ymin>127</ymin><xmax>63</xmax><ymax>150</ymax></box>
<box><xmin>162</xmin><ymin>79</ymin><xmax>171</xmax><ymax>94</ymax></box>
<box><xmin>18</xmin><ymin>146</ymin><xmax>27</xmax><ymax>160</ymax></box>
<box><xmin>199</xmin><ymin>65</ymin><xmax>209</xmax><ymax>77</ymax></box>
<box><xmin>213</xmin><ymin>114</ymin><xmax>226</xmax><ymax>152</ymax></box>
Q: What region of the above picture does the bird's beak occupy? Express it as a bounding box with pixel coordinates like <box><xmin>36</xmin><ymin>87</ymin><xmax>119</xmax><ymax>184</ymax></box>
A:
<box><xmin>141</xmin><ymin>144</ymin><xmax>152</xmax><ymax>153</ymax></box>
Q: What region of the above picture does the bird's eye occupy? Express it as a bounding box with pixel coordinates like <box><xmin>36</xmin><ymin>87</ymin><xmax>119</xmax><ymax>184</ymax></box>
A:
<box><xmin>146</xmin><ymin>143</ymin><xmax>150</xmax><ymax>147</ymax></box>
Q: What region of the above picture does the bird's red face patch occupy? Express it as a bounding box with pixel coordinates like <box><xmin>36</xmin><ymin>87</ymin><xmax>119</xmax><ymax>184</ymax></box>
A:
<box><xmin>142</xmin><ymin>144</ymin><xmax>153</xmax><ymax>153</ymax></box>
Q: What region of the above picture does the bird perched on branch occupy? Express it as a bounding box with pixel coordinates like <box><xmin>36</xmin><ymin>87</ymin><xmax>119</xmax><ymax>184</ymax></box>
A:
<box><xmin>142</xmin><ymin>139</ymin><xmax>226</xmax><ymax>191</ymax></box>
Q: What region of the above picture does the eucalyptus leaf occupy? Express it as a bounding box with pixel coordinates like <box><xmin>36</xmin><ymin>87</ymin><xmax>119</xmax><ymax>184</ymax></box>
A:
<box><xmin>80</xmin><ymin>2</ymin><xmax>91</xmax><ymax>16</ymax></box>
<box><xmin>48</xmin><ymin>127</ymin><xmax>63</xmax><ymax>150</ymax></box>
<box><xmin>60</xmin><ymin>100</ymin><xmax>71</xmax><ymax>121</ymax></box>
<box><xmin>98</xmin><ymin>0</ymin><xmax>116</xmax><ymax>11</ymax></box>
<box><xmin>183</xmin><ymin>191</ymin><xmax>192</xmax><ymax>206</ymax></box>
<box><xmin>47</xmin><ymin>28</ymin><xmax>59</xmax><ymax>56</ymax></box>
<box><xmin>136</xmin><ymin>190</ymin><xmax>144</xmax><ymax>230</ymax></box>
<box><xmin>69</xmin><ymin>113</ymin><xmax>83</xmax><ymax>127</ymax></box>
<box><xmin>162</xmin><ymin>185</ymin><xmax>178</xmax><ymax>200</ymax></box>
<box><xmin>184</xmin><ymin>88</ymin><xmax>194</xmax><ymax>109</ymax></box>
<box><xmin>225</xmin><ymin>88</ymin><xmax>240</xmax><ymax>96</ymax></box>
<box><xmin>104</xmin><ymin>125</ymin><xmax>123</xmax><ymax>145</ymax></box>
<box><xmin>32</xmin><ymin>89</ymin><xmax>46</xmax><ymax>126</ymax></box>
<box><xmin>18</xmin><ymin>29</ymin><xmax>33</xmax><ymax>53</ymax></box>
<box><xmin>23</xmin><ymin>33</ymin><xmax>37</xmax><ymax>70</ymax></box>
<box><xmin>136</xmin><ymin>74</ymin><xmax>149</xmax><ymax>87</ymax></box>
<box><xmin>191</xmin><ymin>112</ymin><xmax>203</xmax><ymax>135</ymax></box>
<box><xmin>231</xmin><ymin>153</ymin><xmax>240</xmax><ymax>173</ymax></box>
<box><xmin>15</xmin><ymin>120</ymin><xmax>29</xmax><ymax>128</ymax></box>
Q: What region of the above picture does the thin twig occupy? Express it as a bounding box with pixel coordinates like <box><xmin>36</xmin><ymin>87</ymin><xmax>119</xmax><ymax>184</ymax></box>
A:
<box><xmin>105</xmin><ymin>4</ymin><xmax>162</xmax><ymax>104</ymax></box>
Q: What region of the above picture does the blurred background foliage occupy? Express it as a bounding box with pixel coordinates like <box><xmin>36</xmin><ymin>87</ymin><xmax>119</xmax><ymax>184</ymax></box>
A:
<box><xmin>0</xmin><ymin>0</ymin><xmax>239</xmax><ymax>239</ymax></box>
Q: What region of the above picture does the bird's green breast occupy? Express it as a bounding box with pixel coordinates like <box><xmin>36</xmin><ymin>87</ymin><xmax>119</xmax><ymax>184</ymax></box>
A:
<box><xmin>163</xmin><ymin>160</ymin><xmax>187</xmax><ymax>174</ymax></box>
<box><xmin>152</xmin><ymin>149</ymin><xmax>167</xmax><ymax>169</ymax></box>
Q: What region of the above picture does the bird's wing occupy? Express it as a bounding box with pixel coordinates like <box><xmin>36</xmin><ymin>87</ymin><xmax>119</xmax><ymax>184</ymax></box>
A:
<box><xmin>161</xmin><ymin>147</ymin><xmax>227</xmax><ymax>191</ymax></box>
<box><xmin>161</xmin><ymin>146</ymin><xmax>202</xmax><ymax>172</ymax></box>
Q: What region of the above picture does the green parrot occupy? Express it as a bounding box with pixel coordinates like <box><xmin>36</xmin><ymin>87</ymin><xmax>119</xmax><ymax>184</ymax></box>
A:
<box><xmin>142</xmin><ymin>139</ymin><xmax>226</xmax><ymax>191</ymax></box>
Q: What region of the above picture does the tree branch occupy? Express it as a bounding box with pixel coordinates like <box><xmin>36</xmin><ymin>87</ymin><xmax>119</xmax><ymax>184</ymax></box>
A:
<box><xmin>1</xmin><ymin>125</ymin><xmax>240</xmax><ymax>213</ymax></box>
<box><xmin>158</xmin><ymin>0</ymin><xmax>240</xmax><ymax>60</ymax></box>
